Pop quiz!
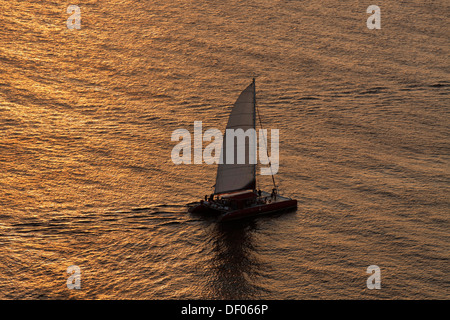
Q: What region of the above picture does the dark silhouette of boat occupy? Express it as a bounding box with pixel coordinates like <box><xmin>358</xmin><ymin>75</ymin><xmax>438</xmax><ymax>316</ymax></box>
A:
<box><xmin>189</xmin><ymin>79</ymin><xmax>297</xmax><ymax>221</ymax></box>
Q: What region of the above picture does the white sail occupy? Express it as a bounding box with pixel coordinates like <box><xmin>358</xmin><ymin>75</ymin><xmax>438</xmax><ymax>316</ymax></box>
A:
<box><xmin>214</xmin><ymin>80</ymin><xmax>256</xmax><ymax>194</ymax></box>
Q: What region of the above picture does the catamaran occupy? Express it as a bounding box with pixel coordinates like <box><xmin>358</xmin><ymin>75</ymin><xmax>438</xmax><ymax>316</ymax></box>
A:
<box><xmin>188</xmin><ymin>79</ymin><xmax>297</xmax><ymax>221</ymax></box>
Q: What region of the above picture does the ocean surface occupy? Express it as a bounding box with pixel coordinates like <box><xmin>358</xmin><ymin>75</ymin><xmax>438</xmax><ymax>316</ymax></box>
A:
<box><xmin>0</xmin><ymin>0</ymin><xmax>449</xmax><ymax>299</ymax></box>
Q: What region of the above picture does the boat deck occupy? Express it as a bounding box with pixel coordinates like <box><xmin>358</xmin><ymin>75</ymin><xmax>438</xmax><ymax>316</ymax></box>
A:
<box><xmin>188</xmin><ymin>189</ymin><xmax>297</xmax><ymax>221</ymax></box>
<box><xmin>257</xmin><ymin>191</ymin><xmax>291</xmax><ymax>204</ymax></box>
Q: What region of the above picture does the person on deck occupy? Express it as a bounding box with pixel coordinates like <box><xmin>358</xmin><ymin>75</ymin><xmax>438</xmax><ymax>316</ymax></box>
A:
<box><xmin>271</xmin><ymin>188</ymin><xmax>277</xmax><ymax>201</ymax></box>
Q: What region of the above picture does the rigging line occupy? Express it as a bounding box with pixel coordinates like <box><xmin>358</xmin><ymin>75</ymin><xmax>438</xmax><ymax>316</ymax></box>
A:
<box><xmin>256</xmin><ymin>102</ymin><xmax>277</xmax><ymax>189</ymax></box>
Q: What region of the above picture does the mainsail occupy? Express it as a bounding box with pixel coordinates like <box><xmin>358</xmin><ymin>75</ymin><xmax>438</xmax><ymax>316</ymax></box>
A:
<box><xmin>214</xmin><ymin>80</ymin><xmax>256</xmax><ymax>195</ymax></box>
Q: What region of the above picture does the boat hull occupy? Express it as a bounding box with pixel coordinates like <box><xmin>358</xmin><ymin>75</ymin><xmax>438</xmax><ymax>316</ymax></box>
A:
<box><xmin>188</xmin><ymin>198</ymin><xmax>297</xmax><ymax>222</ymax></box>
<box><xmin>219</xmin><ymin>199</ymin><xmax>297</xmax><ymax>221</ymax></box>
<box><xmin>188</xmin><ymin>203</ymin><xmax>223</xmax><ymax>215</ymax></box>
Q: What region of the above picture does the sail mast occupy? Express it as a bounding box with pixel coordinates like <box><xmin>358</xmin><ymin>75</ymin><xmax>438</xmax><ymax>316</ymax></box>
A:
<box><xmin>252</xmin><ymin>78</ymin><xmax>256</xmax><ymax>191</ymax></box>
<box><xmin>255</xmin><ymin>83</ymin><xmax>277</xmax><ymax>190</ymax></box>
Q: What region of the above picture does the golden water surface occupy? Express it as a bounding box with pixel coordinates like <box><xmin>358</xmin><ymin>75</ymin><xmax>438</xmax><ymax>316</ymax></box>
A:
<box><xmin>0</xmin><ymin>0</ymin><xmax>449</xmax><ymax>299</ymax></box>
